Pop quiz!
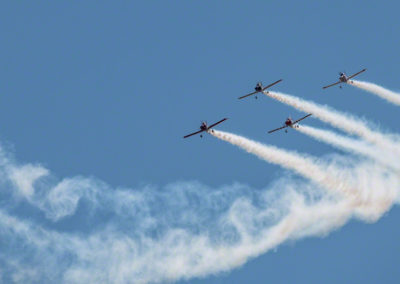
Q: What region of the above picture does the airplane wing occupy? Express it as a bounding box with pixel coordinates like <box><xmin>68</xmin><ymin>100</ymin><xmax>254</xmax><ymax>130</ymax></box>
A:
<box><xmin>208</xmin><ymin>118</ymin><xmax>228</xmax><ymax>129</ymax></box>
<box><xmin>268</xmin><ymin>125</ymin><xmax>288</xmax><ymax>134</ymax></box>
<box><xmin>262</xmin><ymin>79</ymin><xmax>283</xmax><ymax>91</ymax></box>
<box><xmin>322</xmin><ymin>81</ymin><xmax>341</xmax><ymax>89</ymax></box>
<box><xmin>347</xmin><ymin>68</ymin><xmax>367</xmax><ymax>80</ymax></box>
<box><xmin>183</xmin><ymin>129</ymin><xmax>204</xmax><ymax>139</ymax></box>
<box><xmin>238</xmin><ymin>91</ymin><xmax>258</xmax><ymax>100</ymax></box>
<box><xmin>292</xmin><ymin>114</ymin><xmax>312</xmax><ymax>125</ymax></box>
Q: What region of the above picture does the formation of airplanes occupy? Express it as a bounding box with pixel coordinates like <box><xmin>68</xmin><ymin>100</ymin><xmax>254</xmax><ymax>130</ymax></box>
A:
<box><xmin>183</xmin><ymin>68</ymin><xmax>366</xmax><ymax>138</ymax></box>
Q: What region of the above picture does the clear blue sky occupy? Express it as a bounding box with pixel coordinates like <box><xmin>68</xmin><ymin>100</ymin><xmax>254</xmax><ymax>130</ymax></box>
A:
<box><xmin>1</xmin><ymin>1</ymin><xmax>400</xmax><ymax>283</ymax></box>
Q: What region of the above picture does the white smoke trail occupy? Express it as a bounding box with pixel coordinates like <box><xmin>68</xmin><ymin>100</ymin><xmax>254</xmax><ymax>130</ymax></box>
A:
<box><xmin>210</xmin><ymin>130</ymin><xmax>351</xmax><ymax>196</ymax></box>
<box><xmin>0</xmin><ymin>193</ymin><xmax>356</xmax><ymax>283</ymax></box>
<box><xmin>264</xmin><ymin>91</ymin><xmax>400</xmax><ymax>156</ymax></box>
<box><xmin>351</xmin><ymin>80</ymin><xmax>400</xmax><ymax>106</ymax></box>
<box><xmin>210</xmin><ymin>130</ymin><xmax>397</xmax><ymax>221</ymax></box>
<box><xmin>296</xmin><ymin>125</ymin><xmax>400</xmax><ymax>172</ymax></box>
<box><xmin>0</xmin><ymin>147</ymin><xmax>359</xmax><ymax>283</ymax></box>
<box><xmin>0</xmin><ymin>132</ymin><xmax>398</xmax><ymax>283</ymax></box>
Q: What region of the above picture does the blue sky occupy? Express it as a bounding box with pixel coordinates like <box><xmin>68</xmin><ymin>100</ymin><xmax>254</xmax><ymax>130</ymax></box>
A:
<box><xmin>1</xmin><ymin>1</ymin><xmax>400</xmax><ymax>283</ymax></box>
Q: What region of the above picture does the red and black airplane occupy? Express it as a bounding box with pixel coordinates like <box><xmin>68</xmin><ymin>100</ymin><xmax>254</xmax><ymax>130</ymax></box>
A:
<box><xmin>183</xmin><ymin>118</ymin><xmax>228</xmax><ymax>138</ymax></box>
<box><xmin>268</xmin><ymin>114</ymin><xmax>312</xmax><ymax>134</ymax></box>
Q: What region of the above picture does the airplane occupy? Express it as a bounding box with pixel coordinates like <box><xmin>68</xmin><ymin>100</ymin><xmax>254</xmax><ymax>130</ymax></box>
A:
<box><xmin>268</xmin><ymin>114</ymin><xmax>312</xmax><ymax>134</ymax></box>
<box><xmin>238</xmin><ymin>79</ymin><xmax>283</xmax><ymax>100</ymax></box>
<box><xmin>183</xmin><ymin>118</ymin><xmax>228</xmax><ymax>138</ymax></box>
<box><xmin>322</xmin><ymin>68</ymin><xmax>366</xmax><ymax>89</ymax></box>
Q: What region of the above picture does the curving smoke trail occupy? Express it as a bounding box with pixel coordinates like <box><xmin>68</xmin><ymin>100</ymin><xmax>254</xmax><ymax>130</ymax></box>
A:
<box><xmin>264</xmin><ymin>91</ymin><xmax>400</xmax><ymax>156</ymax></box>
<box><xmin>350</xmin><ymin>80</ymin><xmax>400</xmax><ymax>106</ymax></box>
<box><xmin>0</xmin><ymin>129</ymin><xmax>398</xmax><ymax>283</ymax></box>
<box><xmin>0</xmin><ymin>192</ymin><xmax>357</xmax><ymax>284</ymax></box>
<box><xmin>0</xmin><ymin>142</ymin><xmax>365</xmax><ymax>284</ymax></box>
<box><xmin>296</xmin><ymin>125</ymin><xmax>400</xmax><ymax>172</ymax></box>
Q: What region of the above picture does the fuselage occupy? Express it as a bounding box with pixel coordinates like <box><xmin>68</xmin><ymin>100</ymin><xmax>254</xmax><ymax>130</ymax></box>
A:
<box><xmin>339</xmin><ymin>73</ymin><xmax>348</xmax><ymax>82</ymax></box>
<box><xmin>254</xmin><ymin>82</ymin><xmax>263</xmax><ymax>92</ymax></box>
<box><xmin>285</xmin><ymin>118</ymin><xmax>294</xmax><ymax>127</ymax></box>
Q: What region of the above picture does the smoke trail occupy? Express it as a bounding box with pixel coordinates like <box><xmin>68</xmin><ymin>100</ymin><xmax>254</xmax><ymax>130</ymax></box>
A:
<box><xmin>210</xmin><ymin>129</ymin><xmax>397</xmax><ymax>220</ymax></box>
<box><xmin>0</xmin><ymin>192</ymin><xmax>357</xmax><ymax>283</ymax></box>
<box><xmin>264</xmin><ymin>91</ymin><xmax>400</xmax><ymax>156</ymax></box>
<box><xmin>351</xmin><ymin>80</ymin><xmax>400</xmax><ymax>106</ymax></box>
<box><xmin>0</xmin><ymin>133</ymin><xmax>398</xmax><ymax>283</ymax></box>
<box><xmin>210</xmin><ymin>130</ymin><xmax>351</xmax><ymax>196</ymax></box>
<box><xmin>296</xmin><ymin>125</ymin><xmax>400</xmax><ymax>172</ymax></box>
<box><xmin>0</xmin><ymin>145</ymin><xmax>360</xmax><ymax>283</ymax></box>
